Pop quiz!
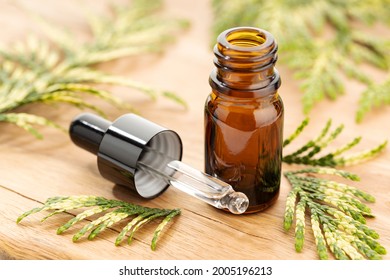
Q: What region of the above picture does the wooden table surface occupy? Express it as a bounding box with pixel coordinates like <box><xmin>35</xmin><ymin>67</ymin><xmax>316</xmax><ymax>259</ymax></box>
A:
<box><xmin>1</xmin><ymin>0</ymin><xmax>389</xmax><ymax>260</ymax></box>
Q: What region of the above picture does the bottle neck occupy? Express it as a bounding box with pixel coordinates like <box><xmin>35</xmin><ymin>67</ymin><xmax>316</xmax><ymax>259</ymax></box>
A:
<box><xmin>209</xmin><ymin>27</ymin><xmax>281</xmax><ymax>99</ymax></box>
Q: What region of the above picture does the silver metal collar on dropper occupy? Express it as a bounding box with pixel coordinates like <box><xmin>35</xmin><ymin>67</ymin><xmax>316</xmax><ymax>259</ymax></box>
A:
<box><xmin>69</xmin><ymin>113</ymin><xmax>249</xmax><ymax>214</ymax></box>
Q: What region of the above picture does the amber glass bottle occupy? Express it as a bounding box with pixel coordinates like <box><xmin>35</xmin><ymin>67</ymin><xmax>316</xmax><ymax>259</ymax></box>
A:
<box><xmin>205</xmin><ymin>27</ymin><xmax>284</xmax><ymax>213</ymax></box>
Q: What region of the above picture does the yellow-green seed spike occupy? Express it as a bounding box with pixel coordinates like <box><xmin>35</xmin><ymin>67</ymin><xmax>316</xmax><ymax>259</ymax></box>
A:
<box><xmin>331</xmin><ymin>137</ymin><xmax>361</xmax><ymax>157</ymax></box>
<box><xmin>356</xmin><ymin>232</ymin><xmax>387</xmax><ymax>255</ymax></box>
<box><xmin>294</xmin><ymin>199</ymin><xmax>306</xmax><ymax>252</ymax></box>
<box><xmin>352</xmin><ymin>240</ymin><xmax>382</xmax><ymax>260</ymax></box>
<box><xmin>151</xmin><ymin>209</ymin><xmax>181</xmax><ymax>251</ymax></box>
<box><xmin>16</xmin><ymin>206</ymin><xmax>45</xmax><ymax>224</ymax></box>
<box><xmin>40</xmin><ymin>209</ymin><xmax>66</xmax><ymax>222</ymax></box>
<box><xmin>323</xmin><ymin>225</ymin><xmax>350</xmax><ymax>260</ymax></box>
<box><xmin>310</xmin><ymin>212</ymin><xmax>328</xmax><ymax>260</ymax></box>
<box><xmin>88</xmin><ymin>212</ymin><xmax>129</xmax><ymax>240</ymax></box>
<box><xmin>115</xmin><ymin>215</ymin><xmax>144</xmax><ymax>246</ymax></box>
<box><xmin>57</xmin><ymin>206</ymin><xmax>109</xmax><ymax>234</ymax></box>
<box><xmin>337</xmin><ymin>140</ymin><xmax>387</xmax><ymax>167</ymax></box>
<box><xmin>283</xmin><ymin>117</ymin><xmax>309</xmax><ymax>147</ymax></box>
<box><xmin>127</xmin><ymin>210</ymin><xmax>163</xmax><ymax>245</ymax></box>
<box><xmin>72</xmin><ymin>214</ymin><xmax>111</xmax><ymax>242</ymax></box>
<box><xmin>283</xmin><ymin>189</ymin><xmax>298</xmax><ymax>231</ymax></box>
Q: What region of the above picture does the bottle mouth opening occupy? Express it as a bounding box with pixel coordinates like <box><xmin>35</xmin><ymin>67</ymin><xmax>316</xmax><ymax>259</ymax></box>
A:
<box><xmin>227</xmin><ymin>29</ymin><xmax>266</xmax><ymax>48</ymax></box>
<box><xmin>218</xmin><ymin>27</ymin><xmax>274</xmax><ymax>52</ymax></box>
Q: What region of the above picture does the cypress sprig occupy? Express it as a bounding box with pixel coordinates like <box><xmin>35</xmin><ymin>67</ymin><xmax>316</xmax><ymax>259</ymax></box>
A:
<box><xmin>282</xmin><ymin>117</ymin><xmax>309</xmax><ymax>148</ymax></box>
<box><xmin>326</xmin><ymin>207</ymin><xmax>379</xmax><ymax>239</ymax></box>
<box><xmin>294</xmin><ymin>198</ymin><xmax>306</xmax><ymax>252</ymax></box>
<box><xmin>17</xmin><ymin>195</ymin><xmax>181</xmax><ymax>251</ymax></box>
<box><xmin>310</xmin><ymin>212</ymin><xmax>328</xmax><ymax>260</ymax></box>
<box><xmin>294</xmin><ymin>176</ymin><xmax>376</xmax><ymax>202</ymax></box>
<box><xmin>0</xmin><ymin>0</ymin><xmax>188</xmax><ymax>138</ymax></box>
<box><xmin>282</xmin><ymin>118</ymin><xmax>387</xmax><ymax>259</ymax></box>
<box><xmin>283</xmin><ymin>188</ymin><xmax>298</xmax><ymax>231</ymax></box>
<box><xmin>356</xmin><ymin>74</ymin><xmax>390</xmax><ymax>123</ymax></box>
<box><xmin>284</xmin><ymin>169</ymin><xmax>386</xmax><ymax>260</ymax></box>
<box><xmin>283</xmin><ymin>118</ymin><xmax>387</xmax><ymax>167</ymax></box>
<box><xmin>211</xmin><ymin>0</ymin><xmax>390</xmax><ymax>121</ymax></box>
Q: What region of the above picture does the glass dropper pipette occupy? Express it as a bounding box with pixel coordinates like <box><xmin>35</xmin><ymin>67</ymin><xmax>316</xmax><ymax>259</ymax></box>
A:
<box><xmin>69</xmin><ymin>113</ymin><xmax>249</xmax><ymax>214</ymax></box>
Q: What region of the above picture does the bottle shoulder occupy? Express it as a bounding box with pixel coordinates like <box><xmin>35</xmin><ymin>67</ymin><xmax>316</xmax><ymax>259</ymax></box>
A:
<box><xmin>205</xmin><ymin>91</ymin><xmax>283</xmax><ymax>109</ymax></box>
<box><xmin>205</xmin><ymin>92</ymin><xmax>283</xmax><ymax>129</ymax></box>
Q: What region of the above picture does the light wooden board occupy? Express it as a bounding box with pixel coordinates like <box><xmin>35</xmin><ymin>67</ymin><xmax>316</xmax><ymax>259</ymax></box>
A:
<box><xmin>0</xmin><ymin>0</ymin><xmax>389</xmax><ymax>260</ymax></box>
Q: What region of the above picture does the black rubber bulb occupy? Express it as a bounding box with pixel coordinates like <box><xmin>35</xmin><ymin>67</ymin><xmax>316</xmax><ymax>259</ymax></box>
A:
<box><xmin>69</xmin><ymin>113</ymin><xmax>183</xmax><ymax>198</ymax></box>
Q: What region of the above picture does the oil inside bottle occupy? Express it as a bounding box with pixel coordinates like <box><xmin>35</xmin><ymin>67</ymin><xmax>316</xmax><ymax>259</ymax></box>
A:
<box><xmin>205</xmin><ymin>92</ymin><xmax>283</xmax><ymax>213</ymax></box>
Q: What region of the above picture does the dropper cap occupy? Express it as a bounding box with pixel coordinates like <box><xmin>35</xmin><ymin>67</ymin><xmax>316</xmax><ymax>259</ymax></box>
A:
<box><xmin>70</xmin><ymin>113</ymin><xmax>182</xmax><ymax>198</ymax></box>
<box><xmin>69</xmin><ymin>113</ymin><xmax>249</xmax><ymax>214</ymax></box>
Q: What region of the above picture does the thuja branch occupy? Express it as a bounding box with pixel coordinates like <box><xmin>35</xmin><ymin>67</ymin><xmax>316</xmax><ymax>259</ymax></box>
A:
<box><xmin>356</xmin><ymin>75</ymin><xmax>390</xmax><ymax>123</ymax></box>
<box><xmin>0</xmin><ymin>0</ymin><xmax>188</xmax><ymax>138</ymax></box>
<box><xmin>282</xmin><ymin>118</ymin><xmax>387</xmax><ymax>260</ymax></box>
<box><xmin>283</xmin><ymin>168</ymin><xmax>386</xmax><ymax>260</ymax></box>
<box><xmin>211</xmin><ymin>0</ymin><xmax>390</xmax><ymax>121</ymax></box>
<box><xmin>282</xmin><ymin>118</ymin><xmax>387</xmax><ymax>167</ymax></box>
<box><xmin>17</xmin><ymin>196</ymin><xmax>181</xmax><ymax>251</ymax></box>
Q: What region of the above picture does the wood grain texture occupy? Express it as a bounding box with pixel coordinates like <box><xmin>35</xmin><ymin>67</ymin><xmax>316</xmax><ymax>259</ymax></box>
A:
<box><xmin>0</xmin><ymin>0</ymin><xmax>389</xmax><ymax>260</ymax></box>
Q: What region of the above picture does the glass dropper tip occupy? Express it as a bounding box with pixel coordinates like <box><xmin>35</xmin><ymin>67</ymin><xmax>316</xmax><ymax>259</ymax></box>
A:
<box><xmin>137</xmin><ymin>159</ymin><xmax>250</xmax><ymax>214</ymax></box>
<box><xmin>221</xmin><ymin>191</ymin><xmax>249</xmax><ymax>214</ymax></box>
